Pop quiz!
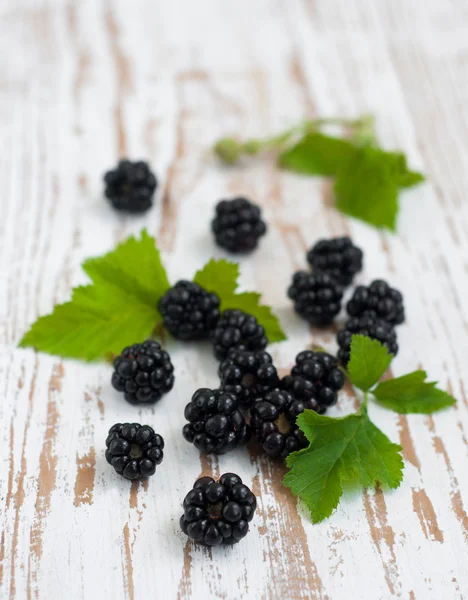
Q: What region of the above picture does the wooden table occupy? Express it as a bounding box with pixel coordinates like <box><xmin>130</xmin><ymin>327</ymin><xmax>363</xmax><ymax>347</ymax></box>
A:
<box><xmin>1</xmin><ymin>1</ymin><xmax>467</xmax><ymax>598</ymax></box>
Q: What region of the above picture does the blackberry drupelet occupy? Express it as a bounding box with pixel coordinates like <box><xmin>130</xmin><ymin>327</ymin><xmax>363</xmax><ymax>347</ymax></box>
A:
<box><xmin>337</xmin><ymin>313</ymin><xmax>399</xmax><ymax>365</ymax></box>
<box><xmin>182</xmin><ymin>388</ymin><xmax>251</xmax><ymax>454</ymax></box>
<box><xmin>158</xmin><ymin>280</ymin><xmax>220</xmax><ymax>340</ymax></box>
<box><xmin>218</xmin><ymin>349</ymin><xmax>279</xmax><ymax>408</ymax></box>
<box><xmin>307</xmin><ymin>236</ymin><xmax>363</xmax><ymax>286</ymax></box>
<box><xmin>104</xmin><ymin>159</ymin><xmax>157</xmax><ymax>213</ymax></box>
<box><xmin>211</xmin><ymin>197</ymin><xmax>267</xmax><ymax>253</ymax></box>
<box><xmin>210</xmin><ymin>309</ymin><xmax>268</xmax><ymax>361</ymax></box>
<box><xmin>287</xmin><ymin>271</ymin><xmax>343</xmax><ymax>326</ymax></box>
<box><xmin>288</xmin><ymin>350</ymin><xmax>345</xmax><ymax>408</ymax></box>
<box><xmin>105</xmin><ymin>423</ymin><xmax>164</xmax><ymax>480</ymax></box>
<box><xmin>111</xmin><ymin>340</ymin><xmax>174</xmax><ymax>405</ymax></box>
<box><xmin>250</xmin><ymin>389</ymin><xmax>313</xmax><ymax>459</ymax></box>
<box><xmin>180</xmin><ymin>473</ymin><xmax>257</xmax><ymax>546</ymax></box>
<box><xmin>347</xmin><ymin>279</ymin><xmax>405</xmax><ymax>325</ymax></box>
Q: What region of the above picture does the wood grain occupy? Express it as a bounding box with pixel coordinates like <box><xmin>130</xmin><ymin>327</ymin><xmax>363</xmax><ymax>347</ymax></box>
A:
<box><xmin>1</xmin><ymin>0</ymin><xmax>468</xmax><ymax>598</ymax></box>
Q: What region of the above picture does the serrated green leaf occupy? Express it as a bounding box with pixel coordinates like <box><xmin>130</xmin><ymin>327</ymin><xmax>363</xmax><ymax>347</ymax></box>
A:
<box><xmin>372</xmin><ymin>370</ymin><xmax>456</xmax><ymax>414</ymax></box>
<box><xmin>193</xmin><ymin>259</ymin><xmax>287</xmax><ymax>344</ymax></box>
<box><xmin>83</xmin><ymin>229</ymin><xmax>170</xmax><ymax>305</ymax></box>
<box><xmin>194</xmin><ymin>259</ymin><xmax>240</xmax><ymax>297</ymax></box>
<box><xmin>347</xmin><ymin>335</ymin><xmax>394</xmax><ymax>392</ymax></box>
<box><xmin>335</xmin><ymin>146</ymin><xmax>400</xmax><ymax>231</ymax></box>
<box><xmin>284</xmin><ymin>408</ymin><xmax>403</xmax><ymax>523</ymax></box>
<box><xmin>19</xmin><ymin>285</ymin><xmax>160</xmax><ymax>361</ymax></box>
<box><xmin>334</xmin><ymin>147</ymin><xmax>424</xmax><ymax>229</ymax></box>
<box><xmin>279</xmin><ymin>133</ymin><xmax>355</xmax><ymax>176</ymax></box>
<box><xmin>19</xmin><ymin>230</ymin><xmax>168</xmax><ymax>361</ymax></box>
<box><xmin>399</xmin><ymin>169</ymin><xmax>425</xmax><ymax>188</ymax></box>
<box><xmin>390</xmin><ymin>152</ymin><xmax>425</xmax><ymax>188</ymax></box>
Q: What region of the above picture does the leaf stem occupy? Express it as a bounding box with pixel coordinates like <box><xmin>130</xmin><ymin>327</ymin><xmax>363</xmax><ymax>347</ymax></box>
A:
<box><xmin>213</xmin><ymin>114</ymin><xmax>376</xmax><ymax>164</ymax></box>
<box><xmin>362</xmin><ymin>391</ymin><xmax>369</xmax><ymax>409</ymax></box>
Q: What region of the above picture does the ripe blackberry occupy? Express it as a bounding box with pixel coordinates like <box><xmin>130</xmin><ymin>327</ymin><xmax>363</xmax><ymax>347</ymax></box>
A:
<box><xmin>219</xmin><ymin>349</ymin><xmax>279</xmax><ymax>408</ymax></box>
<box><xmin>307</xmin><ymin>236</ymin><xmax>363</xmax><ymax>286</ymax></box>
<box><xmin>104</xmin><ymin>159</ymin><xmax>157</xmax><ymax>213</ymax></box>
<box><xmin>105</xmin><ymin>423</ymin><xmax>164</xmax><ymax>480</ymax></box>
<box><xmin>180</xmin><ymin>473</ymin><xmax>257</xmax><ymax>546</ymax></box>
<box><xmin>182</xmin><ymin>388</ymin><xmax>251</xmax><ymax>454</ymax></box>
<box><xmin>250</xmin><ymin>389</ymin><xmax>314</xmax><ymax>459</ymax></box>
<box><xmin>158</xmin><ymin>281</ymin><xmax>220</xmax><ymax>341</ymax></box>
<box><xmin>347</xmin><ymin>279</ymin><xmax>405</xmax><ymax>325</ymax></box>
<box><xmin>111</xmin><ymin>340</ymin><xmax>174</xmax><ymax>405</ymax></box>
<box><xmin>280</xmin><ymin>375</ymin><xmax>326</xmax><ymax>415</ymax></box>
<box><xmin>288</xmin><ymin>350</ymin><xmax>345</xmax><ymax>408</ymax></box>
<box><xmin>211</xmin><ymin>197</ymin><xmax>267</xmax><ymax>253</ymax></box>
<box><xmin>287</xmin><ymin>271</ymin><xmax>343</xmax><ymax>326</ymax></box>
<box><xmin>210</xmin><ymin>309</ymin><xmax>268</xmax><ymax>361</ymax></box>
<box><xmin>337</xmin><ymin>313</ymin><xmax>399</xmax><ymax>365</ymax></box>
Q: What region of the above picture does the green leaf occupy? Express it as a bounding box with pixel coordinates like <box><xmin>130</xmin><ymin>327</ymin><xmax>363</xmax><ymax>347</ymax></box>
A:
<box><xmin>19</xmin><ymin>285</ymin><xmax>160</xmax><ymax>361</ymax></box>
<box><xmin>372</xmin><ymin>370</ymin><xmax>456</xmax><ymax>414</ymax></box>
<box><xmin>334</xmin><ymin>147</ymin><xmax>424</xmax><ymax>229</ymax></box>
<box><xmin>279</xmin><ymin>133</ymin><xmax>355</xmax><ymax>176</ymax></box>
<box><xmin>83</xmin><ymin>229</ymin><xmax>170</xmax><ymax>305</ymax></box>
<box><xmin>194</xmin><ymin>259</ymin><xmax>287</xmax><ymax>343</ymax></box>
<box><xmin>347</xmin><ymin>335</ymin><xmax>394</xmax><ymax>391</ymax></box>
<box><xmin>390</xmin><ymin>152</ymin><xmax>425</xmax><ymax>188</ymax></box>
<box><xmin>194</xmin><ymin>259</ymin><xmax>240</xmax><ymax>297</ymax></box>
<box><xmin>19</xmin><ymin>230</ymin><xmax>169</xmax><ymax>361</ymax></box>
<box><xmin>399</xmin><ymin>169</ymin><xmax>424</xmax><ymax>188</ymax></box>
<box><xmin>335</xmin><ymin>146</ymin><xmax>401</xmax><ymax>231</ymax></box>
<box><xmin>284</xmin><ymin>408</ymin><xmax>403</xmax><ymax>523</ymax></box>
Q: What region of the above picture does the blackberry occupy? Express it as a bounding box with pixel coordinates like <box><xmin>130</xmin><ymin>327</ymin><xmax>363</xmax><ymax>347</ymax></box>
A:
<box><xmin>347</xmin><ymin>279</ymin><xmax>405</xmax><ymax>325</ymax></box>
<box><xmin>180</xmin><ymin>473</ymin><xmax>257</xmax><ymax>546</ymax></box>
<box><xmin>104</xmin><ymin>159</ymin><xmax>157</xmax><ymax>213</ymax></box>
<box><xmin>219</xmin><ymin>349</ymin><xmax>279</xmax><ymax>408</ymax></box>
<box><xmin>337</xmin><ymin>313</ymin><xmax>398</xmax><ymax>365</ymax></box>
<box><xmin>288</xmin><ymin>350</ymin><xmax>345</xmax><ymax>408</ymax></box>
<box><xmin>307</xmin><ymin>236</ymin><xmax>363</xmax><ymax>286</ymax></box>
<box><xmin>158</xmin><ymin>281</ymin><xmax>220</xmax><ymax>341</ymax></box>
<box><xmin>211</xmin><ymin>197</ymin><xmax>267</xmax><ymax>253</ymax></box>
<box><xmin>111</xmin><ymin>340</ymin><xmax>174</xmax><ymax>405</ymax></box>
<box><xmin>210</xmin><ymin>309</ymin><xmax>268</xmax><ymax>361</ymax></box>
<box><xmin>280</xmin><ymin>375</ymin><xmax>326</xmax><ymax>414</ymax></box>
<box><xmin>182</xmin><ymin>388</ymin><xmax>251</xmax><ymax>454</ymax></box>
<box><xmin>287</xmin><ymin>271</ymin><xmax>343</xmax><ymax>326</ymax></box>
<box><xmin>105</xmin><ymin>423</ymin><xmax>164</xmax><ymax>480</ymax></box>
<box><xmin>250</xmin><ymin>389</ymin><xmax>313</xmax><ymax>459</ymax></box>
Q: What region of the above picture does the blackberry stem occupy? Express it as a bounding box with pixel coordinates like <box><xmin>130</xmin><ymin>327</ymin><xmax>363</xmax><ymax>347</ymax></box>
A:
<box><xmin>214</xmin><ymin>114</ymin><xmax>376</xmax><ymax>164</ymax></box>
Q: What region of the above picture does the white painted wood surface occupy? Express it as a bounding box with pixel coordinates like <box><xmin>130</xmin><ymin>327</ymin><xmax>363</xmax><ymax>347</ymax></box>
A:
<box><xmin>1</xmin><ymin>1</ymin><xmax>468</xmax><ymax>598</ymax></box>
